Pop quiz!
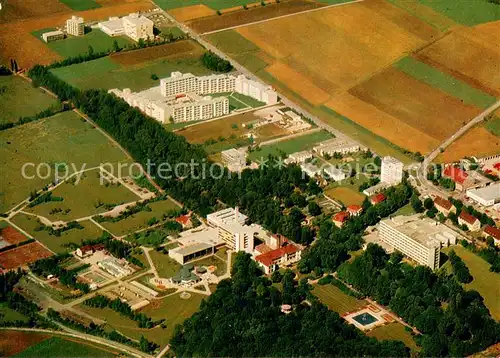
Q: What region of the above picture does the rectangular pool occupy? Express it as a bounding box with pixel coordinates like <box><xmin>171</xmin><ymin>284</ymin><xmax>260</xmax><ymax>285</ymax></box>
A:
<box><xmin>352</xmin><ymin>312</ymin><xmax>378</xmax><ymax>326</ymax></box>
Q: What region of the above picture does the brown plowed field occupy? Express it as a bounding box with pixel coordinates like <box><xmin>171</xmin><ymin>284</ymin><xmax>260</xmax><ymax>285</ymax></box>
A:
<box><xmin>187</xmin><ymin>0</ymin><xmax>325</xmax><ymax>34</ymax></box>
<box><xmin>415</xmin><ymin>23</ymin><xmax>500</xmax><ymax>97</ymax></box>
<box><xmin>169</xmin><ymin>4</ymin><xmax>216</xmax><ymax>22</ymax></box>
<box><xmin>0</xmin><ymin>242</ymin><xmax>53</xmax><ymax>269</ymax></box>
<box><xmin>0</xmin><ymin>0</ymin><xmax>70</xmax><ymax>23</ymax></box>
<box><xmin>0</xmin><ymin>331</ymin><xmax>49</xmax><ymax>356</ymax></box>
<box><xmin>110</xmin><ymin>40</ymin><xmax>203</xmax><ymax>65</ymax></box>
<box><xmin>349</xmin><ymin>68</ymin><xmax>482</xmax><ymax>142</ymax></box>
<box><xmin>0</xmin><ymin>226</ymin><xmax>27</xmax><ymax>245</ymax></box>
<box><xmin>0</xmin><ymin>0</ymin><xmax>154</xmax><ymax>69</ymax></box>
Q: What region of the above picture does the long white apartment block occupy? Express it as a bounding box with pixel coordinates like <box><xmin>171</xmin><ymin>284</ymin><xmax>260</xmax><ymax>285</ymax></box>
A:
<box><xmin>381</xmin><ymin>156</ymin><xmax>404</xmax><ymax>185</ymax></box>
<box><xmin>42</xmin><ymin>30</ymin><xmax>64</xmax><ymax>43</ymax></box>
<box><xmin>313</xmin><ymin>138</ymin><xmax>361</xmax><ymax>156</ymax></box>
<box><xmin>379</xmin><ymin>215</ymin><xmax>460</xmax><ymax>269</ymax></box>
<box><xmin>66</xmin><ymin>16</ymin><xmax>84</xmax><ymax>36</ymax></box>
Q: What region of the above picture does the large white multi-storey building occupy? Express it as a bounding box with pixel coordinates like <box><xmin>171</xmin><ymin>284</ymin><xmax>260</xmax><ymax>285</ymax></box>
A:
<box><xmin>66</xmin><ymin>16</ymin><xmax>84</xmax><ymax>36</ymax></box>
<box><xmin>381</xmin><ymin>156</ymin><xmax>404</xmax><ymax>185</ymax></box>
<box><xmin>379</xmin><ymin>215</ymin><xmax>460</xmax><ymax>269</ymax></box>
<box><xmin>99</xmin><ymin>13</ymin><xmax>153</xmax><ymax>41</ymax></box>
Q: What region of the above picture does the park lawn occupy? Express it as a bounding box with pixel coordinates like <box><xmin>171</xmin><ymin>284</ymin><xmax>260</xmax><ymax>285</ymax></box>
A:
<box><xmin>14</xmin><ymin>336</ymin><xmax>115</xmax><ymax>357</ymax></box>
<box><xmin>0</xmin><ymin>303</ymin><xmax>28</xmax><ymax>324</ymax></box>
<box><xmin>25</xmin><ymin>169</ymin><xmax>140</xmax><ymax>222</ymax></box>
<box><xmin>0</xmin><ymin>111</ymin><xmax>131</xmax><ymax>213</ymax></box>
<box><xmin>149</xmin><ymin>249</ymin><xmax>182</xmax><ymax>278</ymax></box>
<box><xmin>417</xmin><ymin>0</ymin><xmax>500</xmax><ymax>26</ymax></box>
<box><xmin>485</xmin><ymin>117</ymin><xmax>500</xmax><ymax>137</ymax></box>
<box><xmin>58</xmin><ymin>0</ymin><xmax>101</xmax><ymax>11</ymax></box>
<box><xmin>190</xmin><ymin>254</ymin><xmax>227</xmax><ymax>276</ymax></box>
<box><xmin>393</xmin><ymin>203</ymin><xmax>416</xmax><ymax>216</ymax></box>
<box><xmin>248</xmin><ymin>130</ymin><xmax>334</xmax><ymax>161</ymax></box>
<box><xmin>154</xmin><ymin>0</ymin><xmax>257</xmax><ymax>10</ymax></box>
<box><xmin>136</xmin><ymin>273</ymin><xmax>177</xmax><ymax>294</ymax></box>
<box><xmin>442</xmin><ymin>245</ymin><xmax>500</xmax><ymax>320</ymax></box>
<box><xmin>230</xmin><ymin>92</ymin><xmax>265</xmax><ymax>108</ymax></box>
<box><xmin>0</xmin><ymin>75</ymin><xmax>59</xmax><ymax>124</ymax></box>
<box><xmin>367</xmin><ymin>323</ymin><xmax>419</xmax><ymax>351</ymax></box>
<box><xmin>394</xmin><ymin>57</ymin><xmax>496</xmax><ymax>109</ymax></box>
<box><xmin>99</xmin><ymin>198</ymin><xmax>179</xmax><ymax>236</ymax></box>
<box><xmin>11</xmin><ymin>214</ymin><xmax>103</xmax><ymax>253</ymax></box>
<box><xmin>51</xmin><ymin>49</ymin><xmax>210</xmax><ymax>92</ymax></box>
<box><xmin>311</xmin><ymin>283</ymin><xmax>367</xmax><ymax>315</ymax></box>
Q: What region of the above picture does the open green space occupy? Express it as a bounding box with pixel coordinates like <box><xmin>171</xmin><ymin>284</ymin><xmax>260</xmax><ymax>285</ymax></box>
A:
<box><xmin>0</xmin><ymin>111</ymin><xmax>131</xmax><ymax>213</ymax></box>
<box><xmin>33</xmin><ymin>29</ymin><xmax>131</xmax><ymax>58</ymax></box>
<box><xmin>149</xmin><ymin>249</ymin><xmax>182</xmax><ymax>278</ymax></box>
<box><xmin>0</xmin><ymin>302</ymin><xmax>29</xmax><ymax>324</ymax></box>
<box><xmin>11</xmin><ymin>214</ymin><xmax>102</xmax><ymax>253</ymax></box>
<box><xmin>58</xmin><ymin>0</ymin><xmax>101</xmax><ymax>11</ymax></box>
<box><xmin>14</xmin><ymin>336</ymin><xmax>114</xmax><ymax>357</ymax></box>
<box><xmin>25</xmin><ymin>169</ymin><xmax>140</xmax><ymax>222</ymax></box>
<box><xmin>442</xmin><ymin>245</ymin><xmax>500</xmax><ymax>320</ymax></box>
<box><xmin>311</xmin><ymin>283</ymin><xmax>367</xmax><ymax>314</ymax></box>
<box><xmin>485</xmin><ymin>116</ymin><xmax>500</xmax><ymax>137</ymax></box>
<box><xmin>191</xmin><ymin>254</ymin><xmax>227</xmax><ymax>276</ymax></box>
<box><xmin>154</xmin><ymin>0</ymin><xmax>256</xmax><ymax>10</ymax></box>
<box><xmin>367</xmin><ymin>323</ymin><xmax>419</xmax><ymax>351</ymax></box>
<box><xmin>392</xmin><ymin>203</ymin><xmax>416</xmax><ymax>216</ymax></box>
<box><xmin>0</xmin><ymin>75</ymin><xmax>59</xmax><ymax>124</ymax></box>
<box><xmin>51</xmin><ymin>52</ymin><xmax>211</xmax><ymax>92</ymax></box>
<box><xmin>100</xmin><ymin>199</ymin><xmax>179</xmax><ymax>236</ymax></box>
<box><xmin>248</xmin><ymin>130</ymin><xmax>333</xmax><ymax>161</ymax></box>
<box><xmin>394</xmin><ymin>57</ymin><xmax>496</xmax><ymax>109</ymax></box>
<box><xmin>416</xmin><ymin>0</ymin><xmax>500</xmax><ymax>26</ymax></box>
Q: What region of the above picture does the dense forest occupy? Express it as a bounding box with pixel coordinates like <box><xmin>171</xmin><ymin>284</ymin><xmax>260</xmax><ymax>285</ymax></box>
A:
<box><xmin>337</xmin><ymin>245</ymin><xmax>500</xmax><ymax>356</ymax></box>
<box><xmin>170</xmin><ymin>253</ymin><xmax>409</xmax><ymax>356</ymax></box>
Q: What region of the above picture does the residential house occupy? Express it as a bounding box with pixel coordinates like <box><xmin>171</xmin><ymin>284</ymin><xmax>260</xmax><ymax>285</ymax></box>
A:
<box><xmin>458</xmin><ymin>212</ymin><xmax>480</xmax><ymax>231</ymax></box>
<box><xmin>370</xmin><ymin>193</ymin><xmax>386</xmax><ymax>205</ymax></box>
<box><xmin>333</xmin><ymin>211</ymin><xmax>349</xmax><ymax>228</ymax></box>
<box><xmin>434</xmin><ymin>196</ymin><xmax>456</xmax><ymax>216</ymax></box>
<box><xmin>483</xmin><ymin>225</ymin><xmax>500</xmax><ymax>246</ymax></box>
<box><xmin>347</xmin><ymin>205</ymin><xmax>363</xmax><ymax>217</ymax></box>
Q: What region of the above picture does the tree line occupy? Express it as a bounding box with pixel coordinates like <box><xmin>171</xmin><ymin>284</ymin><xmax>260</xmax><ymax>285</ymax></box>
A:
<box><xmin>200</xmin><ymin>51</ymin><xmax>233</xmax><ymax>72</ymax></box>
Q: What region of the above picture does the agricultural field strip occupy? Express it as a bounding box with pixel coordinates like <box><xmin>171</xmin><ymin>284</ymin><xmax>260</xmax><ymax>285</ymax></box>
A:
<box><xmin>200</xmin><ymin>0</ymin><xmax>364</xmax><ymax>35</ymax></box>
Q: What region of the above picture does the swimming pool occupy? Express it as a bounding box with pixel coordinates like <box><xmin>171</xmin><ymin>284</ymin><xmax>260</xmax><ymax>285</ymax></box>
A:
<box><xmin>352</xmin><ymin>312</ymin><xmax>378</xmax><ymax>326</ymax></box>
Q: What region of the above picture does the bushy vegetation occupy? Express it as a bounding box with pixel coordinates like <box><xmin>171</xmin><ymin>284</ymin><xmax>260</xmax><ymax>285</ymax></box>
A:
<box><xmin>449</xmin><ymin>249</ymin><xmax>473</xmax><ymax>283</ymax></box>
<box><xmin>200</xmin><ymin>51</ymin><xmax>233</xmax><ymax>72</ymax></box>
<box><xmin>460</xmin><ymin>239</ymin><xmax>500</xmax><ymax>273</ymax></box>
<box><xmin>28</xmin><ymin>192</ymin><xmax>63</xmax><ymax>207</ymax></box>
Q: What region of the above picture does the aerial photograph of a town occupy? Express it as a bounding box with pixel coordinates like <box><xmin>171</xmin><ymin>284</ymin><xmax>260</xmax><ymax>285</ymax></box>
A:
<box><xmin>0</xmin><ymin>0</ymin><xmax>499</xmax><ymax>356</ymax></box>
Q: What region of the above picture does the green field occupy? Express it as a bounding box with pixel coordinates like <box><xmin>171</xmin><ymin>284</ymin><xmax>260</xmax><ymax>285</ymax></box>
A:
<box><xmin>14</xmin><ymin>336</ymin><xmax>114</xmax><ymax>357</ymax></box>
<box><xmin>442</xmin><ymin>245</ymin><xmax>500</xmax><ymax>320</ymax></box>
<box><xmin>0</xmin><ymin>75</ymin><xmax>58</xmax><ymax>124</ymax></box>
<box><xmin>248</xmin><ymin>131</ymin><xmax>333</xmax><ymax>161</ymax></box>
<box><xmin>311</xmin><ymin>283</ymin><xmax>367</xmax><ymax>314</ymax></box>
<box><xmin>11</xmin><ymin>214</ymin><xmax>103</xmax><ymax>253</ymax></box>
<box><xmin>367</xmin><ymin>323</ymin><xmax>419</xmax><ymax>351</ymax></box>
<box><xmin>149</xmin><ymin>249</ymin><xmax>182</xmax><ymax>278</ymax></box>
<box><xmin>33</xmin><ymin>29</ymin><xmax>131</xmax><ymax>59</ymax></box>
<box><xmin>25</xmin><ymin>169</ymin><xmax>140</xmax><ymax>222</ymax></box>
<box><xmin>394</xmin><ymin>57</ymin><xmax>497</xmax><ymax>109</ymax></box>
<box><xmin>417</xmin><ymin>0</ymin><xmax>500</xmax><ymax>26</ymax></box>
<box><xmin>154</xmin><ymin>0</ymin><xmax>257</xmax><ymax>10</ymax></box>
<box><xmin>51</xmin><ymin>51</ymin><xmax>211</xmax><ymax>92</ymax></box>
<box><xmin>58</xmin><ymin>0</ymin><xmax>101</xmax><ymax>10</ymax></box>
<box><xmin>392</xmin><ymin>203</ymin><xmax>416</xmax><ymax>216</ymax></box>
<box><xmin>100</xmin><ymin>199</ymin><xmax>179</xmax><ymax>236</ymax></box>
<box><xmin>485</xmin><ymin>116</ymin><xmax>500</xmax><ymax>137</ymax></box>
<box><xmin>190</xmin><ymin>254</ymin><xmax>227</xmax><ymax>276</ymax></box>
<box><xmin>0</xmin><ymin>111</ymin><xmax>131</xmax><ymax>213</ymax></box>
<box><xmin>0</xmin><ymin>303</ymin><xmax>28</xmax><ymax>324</ymax></box>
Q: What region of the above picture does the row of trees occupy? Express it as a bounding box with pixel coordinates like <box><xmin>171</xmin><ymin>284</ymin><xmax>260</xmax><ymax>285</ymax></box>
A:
<box><xmin>448</xmin><ymin>250</ymin><xmax>473</xmax><ymax>283</ymax></box>
<box><xmin>337</xmin><ymin>244</ymin><xmax>500</xmax><ymax>356</ymax></box>
<box><xmin>0</xmin><ymin>102</ymin><xmax>67</xmax><ymax>131</ymax></box>
<box><xmin>200</xmin><ymin>51</ymin><xmax>233</xmax><ymax>72</ymax></box>
<box><xmin>170</xmin><ymin>253</ymin><xmax>409</xmax><ymax>356</ymax></box>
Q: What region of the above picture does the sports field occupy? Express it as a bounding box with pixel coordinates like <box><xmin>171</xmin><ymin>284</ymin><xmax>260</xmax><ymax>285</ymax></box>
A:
<box><xmin>11</xmin><ymin>214</ymin><xmax>103</xmax><ymax>253</ymax></box>
<box><xmin>248</xmin><ymin>131</ymin><xmax>333</xmax><ymax>161</ymax></box>
<box><xmin>311</xmin><ymin>283</ymin><xmax>367</xmax><ymax>314</ymax></box>
<box><xmin>324</xmin><ymin>187</ymin><xmax>365</xmax><ymax>206</ymax></box>
<box><xmin>367</xmin><ymin>323</ymin><xmax>419</xmax><ymax>351</ymax></box>
<box><xmin>51</xmin><ymin>40</ymin><xmax>209</xmax><ymax>92</ymax></box>
<box><xmin>0</xmin><ymin>111</ymin><xmax>131</xmax><ymax>213</ymax></box>
<box><xmin>58</xmin><ymin>0</ymin><xmax>101</xmax><ymax>11</ymax></box>
<box><xmin>25</xmin><ymin>169</ymin><xmax>140</xmax><ymax>222</ymax></box>
<box><xmin>33</xmin><ymin>28</ymin><xmax>132</xmax><ymax>59</ymax></box>
<box><xmin>0</xmin><ymin>75</ymin><xmax>58</xmax><ymax>124</ymax></box>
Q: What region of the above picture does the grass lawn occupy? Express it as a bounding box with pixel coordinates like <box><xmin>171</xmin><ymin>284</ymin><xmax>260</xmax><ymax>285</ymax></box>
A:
<box><xmin>392</xmin><ymin>203</ymin><xmax>416</xmax><ymax>216</ymax></box>
<box><xmin>248</xmin><ymin>130</ymin><xmax>333</xmax><ymax>161</ymax></box>
<box><xmin>417</xmin><ymin>0</ymin><xmax>500</xmax><ymax>26</ymax></box>
<box><xmin>58</xmin><ymin>0</ymin><xmax>101</xmax><ymax>11</ymax></box>
<box><xmin>0</xmin><ymin>75</ymin><xmax>58</xmax><ymax>124</ymax></box>
<box><xmin>442</xmin><ymin>245</ymin><xmax>500</xmax><ymax>320</ymax></box>
<box><xmin>0</xmin><ymin>303</ymin><xmax>28</xmax><ymax>324</ymax></box>
<box><xmin>33</xmin><ymin>29</ymin><xmax>130</xmax><ymax>58</ymax></box>
<box><xmin>394</xmin><ymin>57</ymin><xmax>496</xmax><ymax>109</ymax></box>
<box><xmin>11</xmin><ymin>214</ymin><xmax>103</xmax><ymax>253</ymax></box>
<box><xmin>485</xmin><ymin>117</ymin><xmax>500</xmax><ymax>137</ymax></box>
<box><xmin>100</xmin><ymin>199</ymin><xmax>179</xmax><ymax>236</ymax></box>
<box><xmin>149</xmin><ymin>249</ymin><xmax>182</xmax><ymax>278</ymax></box>
<box><xmin>190</xmin><ymin>254</ymin><xmax>227</xmax><ymax>276</ymax></box>
<box><xmin>230</xmin><ymin>92</ymin><xmax>265</xmax><ymax>108</ymax></box>
<box><xmin>311</xmin><ymin>283</ymin><xmax>367</xmax><ymax>314</ymax></box>
<box><xmin>136</xmin><ymin>273</ymin><xmax>177</xmax><ymax>294</ymax></box>
<box><xmin>14</xmin><ymin>336</ymin><xmax>115</xmax><ymax>357</ymax></box>
<box><xmin>154</xmin><ymin>0</ymin><xmax>257</xmax><ymax>10</ymax></box>
<box><xmin>0</xmin><ymin>111</ymin><xmax>131</xmax><ymax>213</ymax></box>
<box><xmin>25</xmin><ymin>169</ymin><xmax>140</xmax><ymax>222</ymax></box>
<box><xmin>367</xmin><ymin>323</ymin><xmax>419</xmax><ymax>351</ymax></box>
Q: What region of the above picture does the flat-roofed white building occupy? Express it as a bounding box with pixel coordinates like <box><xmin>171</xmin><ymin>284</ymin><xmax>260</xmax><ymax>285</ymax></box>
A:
<box><xmin>300</xmin><ymin>162</ymin><xmax>320</xmax><ymax>178</ymax></box>
<box><xmin>379</xmin><ymin>215</ymin><xmax>461</xmax><ymax>269</ymax></box>
<box><xmin>206</xmin><ymin>208</ymin><xmax>258</xmax><ymax>252</ymax></box>
<box><xmin>123</xmin><ymin>13</ymin><xmax>154</xmax><ymax>41</ymax></box>
<box><xmin>66</xmin><ymin>16</ymin><xmax>84</xmax><ymax>36</ymax></box>
<box><xmin>221</xmin><ymin>148</ymin><xmax>247</xmax><ymax>171</ymax></box>
<box><xmin>466</xmin><ymin>183</ymin><xmax>500</xmax><ymax>207</ymax></box>
<box><xmin>42</xmin><ymin>30</ymin><xmax>64</xmax><ymax>43</ymax></box>
<box><xmin>323</xmin><ymin>165</ymin><xmax>346</xmax><ymax>181</ymax></box>
<box><xmin>313</xmin><ymin>138</ymin><xmax>361</xmax><ymax>156</ymax></box>
<box><xmin>99</xmin><ymin>17</ymin><xmax>125</xmax><ymax>36</ymax></box>
<box><xmin>284</xmin><ymin>150</ymin><xmax>313</xmax><ymax>164</ymax></box>
<box><xmin>381</xmin><ymin>156</ymin><xmax>404</xmax><ymax>185</ymax></box>
<box><xmin>235</xmin><ymin>75</ymin><xmax>278</xmax><ymax>104</ymax></box>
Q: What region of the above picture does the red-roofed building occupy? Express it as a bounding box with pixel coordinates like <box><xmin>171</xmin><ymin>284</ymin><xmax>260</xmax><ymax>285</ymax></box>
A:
<box><xmin>458</xmin><ymin>212</ymin><xmax>480</xmax><ymax>232</ymax></box>
<box><xmin>443</xmin><ymin>166</ymin><xmax>471</xmax><ymax>191</ymax></box>
<box><xmin>254</xmin><ymin>242</ymin><xmax>302</xmax><ymax>274</ymax></box>
<box><xmin>175</xmin><ymin>214</ymin><xmax>192</xmax><ymax>229</ymax></box>
<box><xmin>76</xmin><ymin>245</ymin><xmax>93</xmax><ymax>258</ymax></box>
<box><xmin>347</xmin><ymin>205</ymin><xmax>363</xmax><ymax>217</ymax></box>
<box><xmin>434</xmin><ymin>196</ymin><xmax>456</xmax><ymax>216</ymax></box>
<box><xmin>483</xmin><ymin>225</ymin><xmax>500</xmax><ymax>246</ymax></box>
<box><xmin>494</xmin><ymin>162</ymin><xmax>500</xmax><ymax>171</ymax></box>
<box><xmin>333</xmin><ymin>211</ymin><xmax>349</xmax><ymax>228</ymax></box>
<box><xmin>370</xmin><ymin>193</ymin><xmax>386</xmax><ymax>205</ymax></box>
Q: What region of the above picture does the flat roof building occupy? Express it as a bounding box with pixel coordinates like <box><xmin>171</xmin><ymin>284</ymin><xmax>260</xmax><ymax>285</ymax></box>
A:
<box><xmin>313</xmin><ymin>138</ymin><xmax>361</xmax><ymax>156</ymax></box>
<box><xmin>42</xmin><ymin>30</ymin><xmax>64</xmax><ymax>43</ymax></box>
<box><xmin>66</xmin><ymin>16</ymin><xmax>84</xmax><ymax>36</ymax></box>
<box><xmin>284</xmin><ymin>150</ymin><xmax>312</xmax><ymax>164</ymax></box>
<box><xmin>381</xmin><ymin>156</ymin><xmax>403</xmax><ymax>185</ymax></box>
<box><xmin>99</xmin><ymin>17</ymin><xmax>125</xmax><ymax>36</ymax></box>
<box><xmin>466</xmin><ymin>183</ymin><xmax>500</xmax><ymax>207</ymax></box>
<box><xmin>123</xmin><ymin>13</ymin><xmax>154</xmax><ymax>41</ymax></box>
<box><xmin>221</xmin><ymin>148</ymin><xmax>247</xmax><ymax>172</ymax></box>
<box><xmin>379</xmin><ymin>215</ymin><xmax>461</xmax><ymax>269</ymax></box>
<box><xmin>206</xmin><ymin>208</ymin><xmax>258</xmax><ymax>252</ymax></box>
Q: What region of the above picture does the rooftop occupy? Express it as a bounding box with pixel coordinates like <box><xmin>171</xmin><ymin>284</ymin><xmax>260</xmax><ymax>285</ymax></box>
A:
<box><xmin>347</xmin><ymin>205</ymin><xmax>363</xmax><ymax>213</ymax></box>
<box><xmin>434</xmin><ymin>196</ymin><xmax>453</xmax><ymax>210</ymax></box>
<box><xmin>370</xmin><ymin>193</ymin><xmax>386</xmax><ymax>204</ymax></box>
<box><xmin>382</xmin><ymin>156</ymin><xmax>402</xmax><ymax>165</ymax></box>
<box><xmin>170</xmin><ymin>242</ymin><xmax>213</xmax><ymax>257</ymax></box>
<box><xmin>333</xmin><ymin>211</ymin><xmax>349</xmax><ymax>223</ymax></box>
<box><xmin>443</xmin><ymin>166</ymin><xmax>468</xmax><ymax>184</ymax></box>
<box><xmin>467</xmin><ymin>183</ymin><xmax>500</xmax><ymax>201</ymax></box>
<box><xmin>459</xmin><ymin>211</ymin><xmax>479</xmax><ymax>225</ymax></box>
<box><xmin>484</xmin><ymin>225</ymin><xmax>500</xmax><ymax>240</ymax></box>
<box><xmin>255</xmin><ymin>243</ymin><xmax>301</xmax><ymax>267</ymax></box>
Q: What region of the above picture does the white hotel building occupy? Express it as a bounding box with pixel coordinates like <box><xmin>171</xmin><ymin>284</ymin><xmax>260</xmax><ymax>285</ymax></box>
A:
<box><xmin>66</xmin><ymin>16</ymin><xmax>84</xmax><ymax>36</ymax></box>
<box><xmin>381</xmin><ymin>156</ymin><xmax>404</xmax><ymax>185</ymax></box>
<box><xmin>99</xmin><ymin>13</ymin><xmax>153</xmax><ymax>41</ymax></box>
